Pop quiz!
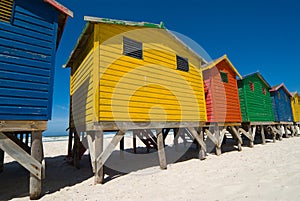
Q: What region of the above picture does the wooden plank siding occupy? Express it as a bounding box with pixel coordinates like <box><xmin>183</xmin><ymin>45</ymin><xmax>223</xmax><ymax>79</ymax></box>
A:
<box><xmin>70</xmin><ymin>31</ymin><xmax>95</xmax><ymax>129</ymax></box>
<box><xmin>97</xmin><ymin>23</ymin><xmax>206</xmax><ymax>122</ymax></box>
<box><xmin>270</xmin><ymin>85</ymin><xmax>293</xmax><ymax>122</ymax></box>
<box><xmin>291</xmin><ymin>92</ymin><xmax>300</xmax><ymax>122</ymax></box>
<box><xmin>0</xmin><ymin>0</ymin><xmax>59</xmax><ymax>120</ymax></box>
<box><xmin>238</xmin><ymin>73</ymin><xmax>274</xmax><ymax>122</ymax></box>
<box><xmin>67</xmin><ymin>20</ymin><xmax>207</xmax><ymax>130</ymax></box>
<box><xmin>203</xmin><ymin>59</ymin><xmax>242</xmax><ymax>123</ymax></box>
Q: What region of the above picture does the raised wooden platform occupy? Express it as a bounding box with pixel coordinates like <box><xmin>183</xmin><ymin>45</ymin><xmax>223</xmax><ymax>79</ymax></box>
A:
<box><xmin>0</xmin><ymin>121</ymin><xmax>46</xmax><ymax>200</ymax></box>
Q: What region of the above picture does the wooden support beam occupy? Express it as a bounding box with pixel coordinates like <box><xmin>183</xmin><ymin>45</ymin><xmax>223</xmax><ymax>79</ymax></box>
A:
<box><xmin>260</xmin><ymin>125</ymin><xmax>266</xmax><ymax>145</ymax></box>
<box><xmin>73</xmin><ymin>131</ymin><xmax>81</xmax><ymax>169</ymax></box>
<box><xmin>0</xmin><ymin>148</ymin><xmax>4</xmax><ymax>173</ymax></box>
<box><xmin>229</xmin><ymin>126</ymin><xmax>243</xmax><ymax>151</ymax></box>
<box><xmin>87</xmin><ymin>132</ymin><xmax>95</xmax><ymax>173</ymax></box>
<box><xmin>156</xmin><ymin>129</ymin><xmax>167</xmax><ymax>169</ymax></box>
<box><xmin>120</xmin><ymin>135</ymin><xmax>125</xmax><ymax>159</ymax></box>
<box><xmin>133</xmin><ymin>130</ymin><xmax>137</xmax><ymax>154</ymax></box>
<box><xmin>67</xmin><ymin>128</ymin><xmax>73</xmax><ymax>157</ymax></box>
<box><xmin>95</xmin><ymin>130</ymin><xmax>126</xmax><ymax>184</ymax></box>
<box><xmin>94</xmin><ymin>130</ymin><xmax>104</xmax><ymax>184</ymax></box>
<box><xmin>204</xmin><ymin>127</ymin><xmax>225</xmax><ymax>156</ymax></box>
<box><xmin>197</xmin><ymin>128</ymin><xmax>206</xmax><ymax>160</ymax></box>
<box><xmin>187</xmin><ymin>127</ymin><xmax>206</xmax><ymax>160</ymax></box>
<box><xmin>284</xmin><ymin>125</ymin><xmax>289</xmax><ymax>138</ymax></box>
<box><xmin>214</xmin><ymin>126</ymin><xmax>221</xmax><ymax>156</ymax></box>
<box><xmin>29</xmin><ymin>131</ymin><xmax>43</xmax><ymax>200</ymax></box>
<box><xmin>173</xmin><ymin>128</ymin><xmax>179</xmax><ymax>151</ymax></box>
<box><xmin>238</xmin><ymin>127</ymin><xmax>254</xmax><ymax>148</ymax></box>
<box><xmin>0</xmin><ymin>132</ymin><xmax>42</xmax><ymax>179</ymax></box>
<box><xmin>267</xmin><ymin>126</ymin><xmax>277</xmax><ymax>143</ymax></box>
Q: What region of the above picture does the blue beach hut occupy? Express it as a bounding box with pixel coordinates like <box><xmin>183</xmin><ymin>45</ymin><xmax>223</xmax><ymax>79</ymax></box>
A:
<box><xmin>0</xmin><ymin>0</ymin><xmax>72</xmax><ymax>199</ymax></box>
<box><xmin>270</xmin><ymin>83</ymin><xmax>293</xmax><ymax>122</ymax></box>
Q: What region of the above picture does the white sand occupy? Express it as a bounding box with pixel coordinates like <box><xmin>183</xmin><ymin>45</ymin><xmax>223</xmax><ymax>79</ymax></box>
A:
<box><xmin>1</xmin><ymin>136</ymin><xmax>300</xmax><ymax>201</ymax></box>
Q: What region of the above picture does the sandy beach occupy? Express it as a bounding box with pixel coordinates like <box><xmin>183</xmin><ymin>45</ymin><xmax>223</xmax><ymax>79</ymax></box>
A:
<box><xmin>1</xmin><ymin>135</ymin><xmax>300</xmax><ymax>201</ymax></box>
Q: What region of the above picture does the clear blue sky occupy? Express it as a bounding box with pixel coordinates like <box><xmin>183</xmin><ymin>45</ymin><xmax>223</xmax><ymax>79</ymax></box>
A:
<box><xmin>45</xmin><ymin>0</ymin><xmax>300</xmax><ymax>136</ymax></box>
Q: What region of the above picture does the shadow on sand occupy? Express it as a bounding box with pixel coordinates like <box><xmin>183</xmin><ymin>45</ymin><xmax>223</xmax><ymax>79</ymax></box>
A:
<box><xmin>0</xmin><ymin>137</ymin><xmax>244</xmax><ymax>200</ymax></box>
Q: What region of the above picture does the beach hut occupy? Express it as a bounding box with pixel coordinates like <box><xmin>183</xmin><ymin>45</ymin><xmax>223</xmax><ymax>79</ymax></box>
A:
<box><xmin>291</xmin><ymin>92</ymin><xmax>300</xmax><ymax>135</ymax></box>
<box><xmin>0</xmin><ymin>0</ymin><xmax>72</xmax><ymax>199</ymax></box>
<box><xmin>291</xmin><ymin>92</ymin><xmax>300</xmax><ymax>123</ymax></box>
<box><xmin>202</xmin><ymin>55</ymin><xmax>243</xmax><ymax>154</ymax></box>
<box><xmin>270</xmin><ymin>84</ymin><xmax>294</xmax><ymax>137</ymax></box>
<box><xmin>237</xmin><ymin>72</ymin><xmax>275</xmax><ymax>146</ymax></box>
<box><xmin>64</xmin><ymin>16</ymin><xmax>207</xmax><ymax>183</ymax></box>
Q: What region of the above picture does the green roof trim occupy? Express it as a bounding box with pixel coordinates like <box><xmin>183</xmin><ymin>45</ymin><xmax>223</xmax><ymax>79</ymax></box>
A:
<box><xmin>84</xmin><ymin>16</ymin><xmax>166</xmax><ymax>29</ymax></box>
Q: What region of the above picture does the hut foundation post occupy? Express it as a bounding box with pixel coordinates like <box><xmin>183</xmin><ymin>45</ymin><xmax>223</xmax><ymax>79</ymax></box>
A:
<box><xmin>29</xmin><ymin>131</ymin><xmax>43</xmax><ymax>200</ymax></box>
<box><xmin>214</xmin><ymin>126</ymin><xmax>221</xmax><ymax>156</ymax></box>
<box><xmin>187</xmin><ymin>127</ymin><xmax>206</xmax><ymax>160</ymax></box>
<box><xmin>173</xmin><ymin>128</ymin><xmax>179</xmax><ymax>151</ymax></box>
<box><xmin>197</xmin><ymin>128</ymin><xmax>206</xmax><ymax>160</ymax></box>
<box><xmin>94</xmin><ymin>130</ymin><xmax>104</xmax><ymax>184</ymax></box>
<box><xmin>120</xmin><ymin>136</ymin><xmax>125</xmax><ymax>159</ymax></box>
<box><xmin>230</xmin><ymin>126</ymin><xmax>243</xmax><ymax>151</ymax></box>
<box><xmin>268</xmin><ymin>126</ymin><xmax>276</xmax><ymax>143</ymax></box>
<box><xmin>94</xmin><ymin>130</ymin><xmax>126</xmax><ymax>184</ymax></box>
<box><xmin>291</xmin><ymin>126</ymin><xmax>295</xmax><ymax>137</ymax></box>
<box><xmin>0</xmin><ymin>148</ymin><xmax>4</xmax><ymax>173</ymax></box>
<box><xmin>260</xmin><ymin>125</ymin><xmax>266</xmax><ymax>145</ymax></box>
<box><xmin>73</xmin><ymin>131</ymin><xmax>81</xmax><ymax>169</ymax></box>
<box><xmin>248</xmin><ymin>125</ymin><xmax>255</xmax><ymax>147</ymax></box>
<box><xmin>133</xmin><ymin>130</ymin><xmax>137</xmax><ymax>154</ymax></box>
<box><xmin>277</xmin><ymin>125</ymin><xmax>283</xmax><ymax>141</ymax></box>
<box><xmin>156</xmin><ymin>129</ymin><xmax>167</xmax><ymax>170</ymax></box>
<box><xmin>284</xmin><ymin>125</ymin><xmax>289</xmax><ymax>138</ymax></box>
<box><xmin>67</xmin><ymin>128</ymin><xmax>73</xmax><ymax>157</ymax></box>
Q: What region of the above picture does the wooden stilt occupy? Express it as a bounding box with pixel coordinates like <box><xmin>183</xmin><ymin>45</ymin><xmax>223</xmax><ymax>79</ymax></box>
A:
<box><xmin>248</xmin><ymin>126</ymin><xmax>255</xmax><ymax>148</ymax></box>
<box><xmin>284</xmin><ymin>125</ymin><xmax>289</xmax><ymax>138</ymax></box>
<box><xmin>173</xmin><ymin>128</ymin><xmax>179</xmax><ymax>151</ymax></box>
<box><xmin>214</xmin><ymin>126</ymin><xmax>221</xmax><ymax>156</ymax></box>
<box><xmin>260</xmin><ymin>125</ymin><xmax>266</xmax><ymax>145</ymax></box>
<box><xmin>94</xmin><ymin>130</ymin><xmax>104</xmax><ymax>184</ymax></box>
<box><xmin>25</xmin><ymin>133</ymin><xmax>29</xmax><ymax>147</ymax></box>
<box><xmin>120</xmin><ymin>135</ymin><xmax>125</xmax><ymax>159</ymax></box>
<box><xmin>68</xmin><ymin>128</ymin><xmax>73</xmax><ymax>157</ymax></box>
<box><xmin>73</xmin><ymin>131</ymin><xmax>80</xmax><ymax>169</ymax></box>
<box><xmin>230</xmin><ymin>126</ymin><xmax>243</xmax><ymax>151</ymax></box>
<box><xmin>197</xmin><ymin>128</ymin><xmax>206</xmax><ymax>160</ymax></box>
<box><xmin>187</xmin><ymin>127</ymin><xmax>206</xmax><ymax>160</ymax></box>
<box><xmin>267</xmin><ymin>126</ymin><xmax>276</xmax><ymax>143</ymax></box>
<box><xmin>0</xmin><ymin>148</ymin><xmax>4</xmax><ymax>173</ymax></box>
<box><xmin>86</xmin><ymin>131</ymin><xmax>95</xmax><ymax>173</ymax></box>
<box><xmin>157</xmin><ymin>129</ymin><xmax>167</xmax><ymax>169</ymax></box>
<box><xmin>133</xmin><ymin>130</ymin><xmax>137</xmax><ymax>154</ymax></box>
<box><xmin>29</xmin><ymin>131</ymin><xmax>43</xmax><ymax>200</ymax></box>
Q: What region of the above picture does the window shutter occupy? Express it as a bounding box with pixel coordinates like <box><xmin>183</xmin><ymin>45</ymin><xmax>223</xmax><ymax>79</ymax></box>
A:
<box><xmin>0</xmin><ymin>0</ymin><xmax>14</xmax><ymax>23</ymax></box>
<box><xmin>176</xmin><ymin>55</ymin><xmax>189</xmax><ymax>72</ymax></box>
<box><xmin>123</xmin><ymin>37</ymin><xmax>143</xmax><ymax>60</ymax></box>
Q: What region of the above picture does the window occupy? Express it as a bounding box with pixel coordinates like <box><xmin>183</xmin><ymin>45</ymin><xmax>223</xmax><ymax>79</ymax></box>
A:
<box><xmin>220</xmin><ymin>71</ymin><xmax>228</xmax><ymax>83</ymax></box>
<box><xmin>278</xmin><ymin>91</ymin><xmax>281</xmax><ymax>100</ymax></box>
<box><xmin>176</xmin><ymin>55</ymin><xmax>189</xmax><ymax>72</ymax></box>
<box><xmin>262</xmin><ymin>87</ymin><xmax>266</xmax><ymax>95</ymax></box>
<box><xmin>249</xmin><ymin>82</ymin><xmax>254</xmax><ymax>91</ymax></box>
<box><xmin>0</xmin><ymin>0</ymin><xmax>14</xmax><ymax>23</ymax></box>
<box><xmin>285</xmin><ymin>94</ymin><xmax>288</xmax><ymax>102</ymax></box>
<box><xmin>123</xmin><ymin>37</ymin><xmax>143</xmax><ymax>59</ymax></box>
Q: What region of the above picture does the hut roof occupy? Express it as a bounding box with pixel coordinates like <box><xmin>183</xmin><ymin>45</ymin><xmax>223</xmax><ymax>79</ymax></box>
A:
<box><xmin>270</xmin><ymin>83</ymin><xmax>292</xmax><ymax>97</ymax></box>
<box><xmin>202</xmin><ymin>54</ymin><xmax>242</xmax><ymax>79</ymax></box>
<box><xmin>240</xmin><ymin>72</ymin><xmax>271</xmax><ymax>89</ymax></box>
<box><xmin>44</xmin><ymin>0</ymin><xmax>73</xmax><ymax>47</ymax></box>
<box><xmin>64</xmin><ymin>16</ymin><xmax>206</xmax><ymax>68</ymax></box>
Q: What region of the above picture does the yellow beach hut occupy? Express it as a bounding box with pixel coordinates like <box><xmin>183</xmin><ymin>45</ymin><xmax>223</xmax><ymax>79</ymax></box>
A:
<box><xmin>64</xmin><ymin>17</ymin><xmax>207</xmax><ymax>183</ymax></box>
